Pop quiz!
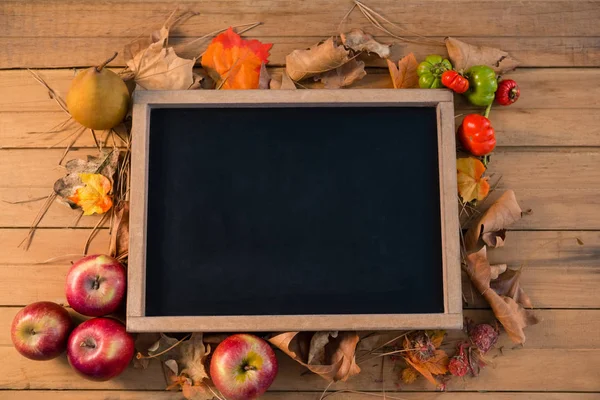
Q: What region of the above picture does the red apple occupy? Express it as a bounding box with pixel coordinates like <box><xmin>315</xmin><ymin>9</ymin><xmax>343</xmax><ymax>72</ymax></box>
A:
<box><xmin>65</xmin><ymin>254</ymin><xmax>126</xmax><ymax>317</ymax></box>
<box><xmin>210</xmin><ymin>334</ymin><xmax>278</xmax><ymax>400</ymax></box>
<box><xmin>11</xmin><ymin>301</ymin><xmax>73</xmax><ymax>361</ymax></box>
<box><xmin>67</xmin><ymin>317</ymin><xmax>134</xmax><ymax>381</ymax></box>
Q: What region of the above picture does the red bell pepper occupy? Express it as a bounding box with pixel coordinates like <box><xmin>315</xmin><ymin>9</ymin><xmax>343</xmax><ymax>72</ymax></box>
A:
<box><xmin>458</xmin><ymin>112</ymin><xmax>496</xmax><ymax>156</ymax></box>
<box><xmin>441</xmin><ymin>70</ymin><xmax>469</xmax><ymax>94</ymax></box>
<box><xmin>495</xmin><ymin>79</ymin><xmax>520</xmax><ymax>105</ymax></box>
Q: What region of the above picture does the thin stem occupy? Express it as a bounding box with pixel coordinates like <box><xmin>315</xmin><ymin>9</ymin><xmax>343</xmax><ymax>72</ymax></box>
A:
<box><xmin>483</xmin><ymin>103</ymin><xmax>492</xmax><ymax>119</ymax></box>
<box><xmin>96</xmin><ymin>52</ymin><xmax>118</xmax><ymax>72</ymax></box>
<box><xmin>136</xmin><ymin>333</ymin><xmax>191</xmax><ymax>360</ymax></box>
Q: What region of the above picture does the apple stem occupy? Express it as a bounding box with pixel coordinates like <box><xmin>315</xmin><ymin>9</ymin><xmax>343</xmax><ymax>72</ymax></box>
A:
<box><xmin>80</xmin><ymin>339</ymin><xmax>96</xmax><ymax>349</ymax></box>
<box><xmin>96</xmin><ymin>52</ymin><xmax>118</xmax><ymax>72</ymax></box>
<box><xmin>92</xmin><ymin>276</ymin><xmax>101</xmax><ymax>290</ymax></box>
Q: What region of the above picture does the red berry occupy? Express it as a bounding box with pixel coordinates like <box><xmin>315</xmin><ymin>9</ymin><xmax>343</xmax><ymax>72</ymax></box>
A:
<box><xmin>468</xmin><ymin>323</ymin><xmax>499</xmax><ymax>353</ymax></box>
<box><xmin>448</xmin><ymin>355</ymin><xmax>469</xmax><ymax>377</ymax></box>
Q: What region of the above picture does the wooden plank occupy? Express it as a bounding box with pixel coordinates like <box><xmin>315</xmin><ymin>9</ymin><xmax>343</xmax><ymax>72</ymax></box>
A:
<box><xmin>1</xmin><ymin>1</ymin><xmax>598</xmax><ymax>38</ymax></box>
<box><xmin>1</xmin><ymin>68</ymin><xmax>599</xmax><ymax>113</ymax></box>
<box><xmin>3</xmin><ymin>36</ymin><xmax>600</xmax><ymax>69</ymax></box>
<box><xmin>2</xmin><ymin>148</ymin><xmax>600</xmax><ymax>229</ymax></box>
<box><xmin>2</xmin><ymin>392</ymin><xmax>600</xmax><ymax>400</ymax></box>
<box><xmin>0</xmin><ymin>347</ymin><xmax>166</xmax><ymax>390</ymax></box>
<box><xmin>0</xmin><ymin>229</ymin><xmax>598</xmax><ymax>308</ymax></box>
<box><xmin>2</xmin><ymin>308</ymin><xmax>597</xmax><ymax>349</ymax></box>
<box><xmin>3</xmin><ymin>109</ymin><xmax>600</xmax><ymax>149</ymax></box>
<box><xmin>1</xmin><ymin>344</ymin><xmax>597</xmax><ymax>391</ymax></box>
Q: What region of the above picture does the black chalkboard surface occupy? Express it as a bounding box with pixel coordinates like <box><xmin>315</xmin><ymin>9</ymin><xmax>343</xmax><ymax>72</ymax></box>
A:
<box><xmin>144</xmin><ymin>106</ymin><xmax>444</xmax><ymax>318</ymax></box>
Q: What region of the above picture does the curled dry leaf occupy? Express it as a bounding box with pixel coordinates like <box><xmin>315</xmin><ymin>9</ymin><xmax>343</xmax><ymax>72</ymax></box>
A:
<box><xmin>109</xmin><ymin>201</ymin><xmax>129</xmax><ymax>259</ymax></box>
<box><xmin>465</xmin><ymin>247</ymin><xmax>539</xmax><ymax>344</ymax></box>
<box><xmin>201</xmin><ymin>27</ymin><xmax>272</xmax><ymax>90</ymax></box>
<box><xmin>445</xmin><ymin>37</ymin><xmax>520</xmax><ymax>75</ymax></box>
<box><xmin>490</xmin><ymin>264</ymin><xmax>508</xmax><ymax>280</ymax></box>
<box><xmin>258</xmin><ymin>63</ymin><xmax>271</xmax><ymax>89</ymax></box>
<box><xmin>340</xmin><ymin>28</ymin><xmax>390</xmax><ymax>59</ymax></box>
<box><xmin>124</xmin><ymin>11</ymin><xmax>200</xmax><ymax>90</ymax></box>
<box><xmin>286</xmin><ymin>37</ymin><xmax>350</xmax><ymax>82</ymax></box>
<box><xmin>457</xmin><ymin>157</ymin><xmax>490</xmax><ymax>203</ymax></box>
<box><xmin>491</xmin><ymin>267</ymin><xmax>533</xmax><ymax>308</ymax></box>
<box><xmin>269</xmin><ymin>71</ymin><xmax>297</xmax><ymax>90</ymax></box>
<box><xmin>387</xmin><ymin>52</ymin><xmax>419</xmax><ymax>89</ymax></box>
<box><xmin>316</xmin><ymin>58</ymin><xmax>366</xmax><ymax>89</ymax></box>
<box><xmin>464</xmin><ymin>190</ymin><xmax>523</xmax><ymax>252</ymax></box>
<box><xmin>269</xmin><ymin>331</ymin><xmax>360</xmax><ymax>382</ymax></box>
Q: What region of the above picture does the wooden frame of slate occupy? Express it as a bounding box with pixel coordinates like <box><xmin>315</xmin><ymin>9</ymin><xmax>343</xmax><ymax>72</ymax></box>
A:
<box><xmin>126</xmin><ymin>89</ymin><xmax>461</xmax><ymax>332</ymax></box>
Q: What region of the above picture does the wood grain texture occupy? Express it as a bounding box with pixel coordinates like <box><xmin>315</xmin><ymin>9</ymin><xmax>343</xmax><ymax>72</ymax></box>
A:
<box><xmin>1</xmin><ymin>68</ymin><xmax>599</xmax><ymax>113</ymax></box>
<box><xmin>3</xmin><ymin>36</ymin><xmax>600</xmax><ymax>69</ymax></box>
<box><xmin>3</xmin><ymin>109</ymin><xmax>600</xmax><ymax>149</ymax></box>
<box><xmin>1</xmin><ymin>1</ymin><xmax>598</xmax><ymax>38</ymax></box>
<box><xmin>3</xmin><ymin>391</ymin><xmax>600</xmax><ymax>400</ymax></box>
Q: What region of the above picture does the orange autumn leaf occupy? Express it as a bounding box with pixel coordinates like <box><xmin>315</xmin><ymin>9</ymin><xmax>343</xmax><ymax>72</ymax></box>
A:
<box><xmin>68</xmin><ymin>173</ymin><xmax>113</xmax><ymax>215</ymax></box>
<box><xmin>201</xmin><ymin>27</ymin><xmax>272</xmax><ymax>89</ymax></box>
<box><xmin>387</xmin><ymin>53</ymin><xmax>419</xmax><ymax>89</ymax></box>
<box><xmin>457</xmin><ymin>157</ymin><xmax>490</xmax><ymax>203</ymax></box>
<box><xmin>401</xmin><ymin>333</ymin><xmax>448</xmax><ymax>389</ymax></box>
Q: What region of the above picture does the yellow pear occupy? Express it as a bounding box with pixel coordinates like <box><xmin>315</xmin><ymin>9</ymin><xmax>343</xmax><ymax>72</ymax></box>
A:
<box><xmin>66</xmin><ymin>53</ymin><xmax>130</xmax><ymax>130</ymax></box>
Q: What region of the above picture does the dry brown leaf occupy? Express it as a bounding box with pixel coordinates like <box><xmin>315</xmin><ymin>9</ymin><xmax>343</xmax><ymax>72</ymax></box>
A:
<box><xmin>179</xmin><ymin>333</ymin><xmax>211</xmax><ymax>384</ymax></box>
<box><xmin>387</xmin><ymin>53</ymin><xmax>419</xmax><ymax>89</ymax></box>
<box><xmin>316</xmin><ymin>58</ymin><xmax>366</xmax><ymax>89</ymax></box>
<box><xmin>465</xmin><ymin>248</ymin><xmax>539</xmax><ymax>344</ymax></box>
<box><xmin>490</xmin><ymin>264</ymin><xmax>508</xmax><ymax>280</ymax></box>
<box><xmin>269</xmin><ymin>331</ymin><xmax>360</xmax><ymax>382</ymax></box>
<box><xmin>286</xmin><ymin>37</ymin><xmax>350</xmax><ymax>81</ymax></box>
<box><xmin>125</xmin><ymin>20</ymin><xmax>199</xmax><ymax>90</ymax></box>
<box><xmin>491</xmin><ymin>267</ymin><xmax>533</xmax><ymax>309</ymax></box>
<box><xmin>133</xmin><ymin>332</ymin><xmax>161</xmax><ymax>369</ymax></box>
<box><xmin>464</xmin><ymin>190</ymin><xmax>523</xmax><ymax>252</ymax></box>
<box><xmin>401</xmin><ymin>333</ymin><xmax>448</xmax><ymax>388</ymax></box>
<box><xmin>54</xmin><ymin>150</ymin><xmax>119</xmax><ymax>209</ymax></box>
<box><xmin>401</xmin><ymin>367</ymin><xmax>419</xmax><ymax>384</ymax></box>
<box><xmin>341</xmin><ymin>28</ymin><xmax>390</xmax><ymax>58</ymax></box>
<box><xmin>109</xmin><ymin>201</ymin><xmax>129</xmax><ymax>259</ymax></box>
<box><xmin>258</xmin><ymin>63</ymin><xmax>271</xmax><ymax>89</ymax></box>
<box><xmin>445</xmin><ymin>37</ymin><xmax>520</xmax><ymax>74</ymax></box>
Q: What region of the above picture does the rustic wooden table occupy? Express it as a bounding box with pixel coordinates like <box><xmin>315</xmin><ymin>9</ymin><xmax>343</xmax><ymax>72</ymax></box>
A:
<box><xmin>1</xmin><ymin>1</ymin><xmax>599</xmax><ymax>399</ymax></box>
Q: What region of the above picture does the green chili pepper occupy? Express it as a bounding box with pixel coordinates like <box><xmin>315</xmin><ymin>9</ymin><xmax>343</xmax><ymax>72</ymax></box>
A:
<box><xmin>464</xmin><ymin>65</ymin><xmax>498</xmax><ymax>106</ymax></box>
<box><xmin>417</xmin><ymin>55</ymin><xmax>453</xmax><ymax>88</ymax></box>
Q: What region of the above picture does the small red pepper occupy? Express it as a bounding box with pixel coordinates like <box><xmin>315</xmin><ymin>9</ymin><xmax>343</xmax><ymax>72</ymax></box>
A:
<box><xmin>495</xmin><ymin>79</ymin><xmax>520</xmax><ymax>105</ymax></box>
<box><xmin>441</xmin><ymin>70</ymin><xmax>469</xmax><ymax>94</ymax></box>
<box><xmin>458</xmin><ymin>113</ymin><xmax>496</xmax><ymax>156</ymax></box>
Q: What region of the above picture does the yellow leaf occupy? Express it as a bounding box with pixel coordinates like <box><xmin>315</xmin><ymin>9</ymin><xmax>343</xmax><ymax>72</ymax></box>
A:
<box><xmin>68</xmin><ymin>173</ymin><xmax>113</xmax><ymax>215</ymax></box>
<box><xmin>387</xmin><ymin>53</ymin><xmax>419</xmax><ymax>89</ymax></box>
<box><xmin>457</xmin><ymin>157</ymin><xmax>490</xmax><ymax>203</ymax></box>
<box><xmin>401</xmin><ymin>367</ymin><xmax>419</xmax><ymax>384</ymax></box>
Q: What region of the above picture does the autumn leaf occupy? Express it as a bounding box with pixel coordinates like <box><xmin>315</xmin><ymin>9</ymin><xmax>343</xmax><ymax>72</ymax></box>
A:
<box><xmin>340</xmin><ymin>29</ymin><xmax>390</xmax><ymax>58</ymax></box>
<box><xmin>401</xmin><ymin>367</ymin><xmax>419</xmax><ymax>384</ymax></box>
<box><xmin>401</xmin><ymin>333</ymin><xmax>448</xmax><ymax>388</ymax></box>
<box><xmin>387</xmin><ymin>53</ymin><xmax>419</xmax><ymax>88</ymax></box>
<box><xmin>445</xmin><ymin>37</ymin><xmax>520</xmax><ymax>74</ymax></box>
<box><xmin>125</xmin><ymin>28</ymin><xmax>198</xmax><ymax>90</ymax></box>
<box><xmin>491</xmin><ymin>267</ymin><xmax>533</xmax><ymax>308</ymax></box>
<box><xmin>457</xmin><ymin>157</ymin><xmax>490</xmax><ymax>203</ymax></box>
<box><xmin>54</xmin><ymin>150</ymin><xmax>119</xmax><ymax>209</ymax></box>
<box><xmin>109</xmin><ymin>201</ymin><xmax>129</xmax><ymax>260</ymax></box>
<box><xmin>269</xmin><ymin>331</ymin><xmax>360</xmax><ymax>382</ymax></box>
<box><xmin>201</xmin><ymin>27</ymin><xmax>272</xmax><ymax>90</ymax></box>
<box><xmin>286</xmin><ymin>38</ymin><xmax>350</xmax><ymax>82</ymax></box>
<box><xmin>270</xmin><ymin>71</ymin><xmax>297</xmax><ymax>90</ymax></box>
<box><xmin>465</xmin><ymin>247</ymin><xmax>539</xmax><ymax>344</ymax></box>
<box><xmin>258</xmin><ymin>63</ymin><xmax>271</xmax><ymax>89</ymax></box>
<box><xmin>316</xmin><ymin>58</ymin><xmax>366</xmax><ymax>89</ymax></box>
<box><xmin>179</xmin><ymin>333</ymin><xmax>211</xmax><ymax>384</ymax></box>
<box><xmin>68</xmin><ymin>173</ymin><xmax>113</xmax><ymax>215</ymax></box>
<box><xmin>464</xmin><ymin>190</ymin><xmax>523</xmax><ymax>252</ymax></box>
